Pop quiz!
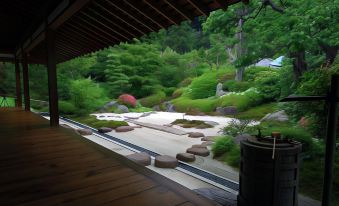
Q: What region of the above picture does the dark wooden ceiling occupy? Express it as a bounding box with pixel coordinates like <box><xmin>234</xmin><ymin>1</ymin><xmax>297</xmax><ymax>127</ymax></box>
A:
<box><xmin>0</xmin><ymin>0</ymin><xmax>246</xmax><ymax>64</ymax></box>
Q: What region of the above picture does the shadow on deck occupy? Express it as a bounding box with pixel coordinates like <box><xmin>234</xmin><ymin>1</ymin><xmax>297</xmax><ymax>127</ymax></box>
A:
<box><xmin>0</xmin><ymin>108</ymin><xmax>215</xmax><ymax>206</ymax></box>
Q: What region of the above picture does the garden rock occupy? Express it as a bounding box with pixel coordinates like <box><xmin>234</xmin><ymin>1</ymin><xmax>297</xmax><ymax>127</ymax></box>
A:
<box><xmin>163</xmin><ymin>101</ymin><xmax>176</xmax><ymax>112</ymax></box>
<box><xmin>61</xmin><ymin>124</ymin><xmax>73</xmax><ymax>129</ymax></box>
<box><xmin>100</xmin><ymin>100</ymin><xmax>118</xmax><ymax>112</ymax></box>
<box><xmin>126</xmin><ymin>152</ymin><xmax>151</xmax><ymax>166</ymax></box>
<box><xmin>188</xmin><ymin>132</ymin><xmax>205</xmax><ymax>138</ymax></box>
<box><xmin>261</xmin><ymin>110</ymin><xmax>289</xmax><ymax>122</ymax></box>
<box><xmin>97</xmin><ymin>127</ymin><xmax>112</xmax><ymax>133</ymax></box>
<box><xmin>192</xmin><ymin>144</ymin><xmax>208</xmax><ymax>149</ymax></box>
<box><xmin>152</xmin><ymin>105</ymin><xmax>161</xmax><ymax>111</ymax></box>
<box><xmin>204</xmin><ymin>121</ymin><xmax>219</xmax><ymax>126</ymax></box>
<box><xmin>76</xmin><ymin>128</ymin><xmax>93</xmax><ymax>136</ymax></box>
<box><xmin>186</xmin><ymin>147</ymin><xmax>210</xmax><ymax>157</ymax></box>
<box><xmin>116</xmin><ymin>104</ymin><xmax>129</xmax><ymax>113</ymax></box>
<box><xmin>216</xmin><ymin>82</ymin><xmax>228</xmax><ymax>97</ymax></box>
<box><xmin>140</xmin><ymin>111</ymin><xmax>156</xmax><ymax>117</ymax></box>
<box><xmin>201</xmin><ymin>136</ymin><xmax>217</xmax><ymax>142</ymax></box>
<box><xmin>176</xmin><ymin>153</ymin><xmax>196</xmax><ymax>162</ymax></box>
<box><xmin>115</xmin><ymin>126</ymin><xmax>134</xmax><ymax>132</ymax></box>
<box><xmin>234</xmin><ymin>133</ymin><xmax>251</xmax><ymax>145</ymax></box>
<box><xmin>154</xmin><ymin>155</ymin><xmax>178</xmax><ymax>168</ymax></box>
<box><xmin>216</xmin><ymin>106</ymin><xmax>237</xmax><ymax>116</ymax></box>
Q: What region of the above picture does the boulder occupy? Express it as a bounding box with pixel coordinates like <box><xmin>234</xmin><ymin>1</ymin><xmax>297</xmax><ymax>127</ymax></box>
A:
<box><xmin>60</xmin><ymin>124</ymin><xmax>73</xmax><ymax>129</ymax></box>
<box><xmin>76</xmin><ymin>128</ymin><xmax>93</xmax><ymax>136</ymax></box>
<box><xmin>204</xmin><ymin>121</ymin><xmax>219</xmax><ymax>126</ymax></box>
<box><xmin>201</xmin><ymin>136</ymin><xmax>218</xmax><ymax>142</ymax></box>
<box><xmin>97</xmin><ymin>127</ymin><xmax>112</xmax><ymax>133</ymax></box>
<box><xmin>216</xmin><ymin>106</ymin><xmax>237</xmax><ymax>116</ymax></box>
<box><xmin>115</xmin><ymin>126</ymin><xmax>134</xmax><ymax>132</ymax></box>
<box><xmin>234</xmin><ymin>133</ymin><xmax>251</xmax><ymax>145</ymax></box>
<box><xmin>216</xmin><ymin>82</ymin><xmax>228</xmax><ymax>97</ymax></box>
<box><xmin>152</xmin><ymin>105</ymin><xmax>161</xmax><ymax>111</ymax></box>
<box><xmin>186</xmin><ymin>147</ymin><xmax>210</xmax><ymax>157</ymax></box>
<box><xmin>154</xmin><ymin>155</ymin><xmax>178</xmax><ymax>168</ymax></box>
<box><xmin>126</xmin><ymin>152</ymin><xmax>151</xmax><ymax>166</ymax></box>
<box><xmin>192</xmin><ymin>144</ymin><xmax>208</xmax><ymax>149</ymax></box>
<box><xmin>176</xmin><ymin>153</ymin><xmax>196</xmax><ymax>162</ymax></box>
<box><xmin>100</xmin><ymin>100</ymin><xmax>118</xmax><ymax>112</ymax></box>
<box><xmin>261</xmin><ymin>110</ymin><xmax>289</xmax><ymax>122</ymax></box>
<box><xmin>188</xmin><ymin>132</ymin><xmax>205</xmax><ymax>138</ymax></box>
<box><xmin>116</xmin><ymin>105</ymin><xmax>129</xmax><ymax>113</ymax></box>
<box><xmin>163</xmin><ymin>101</ymin><xmax>176</xmax><ymax>112</ymax></box>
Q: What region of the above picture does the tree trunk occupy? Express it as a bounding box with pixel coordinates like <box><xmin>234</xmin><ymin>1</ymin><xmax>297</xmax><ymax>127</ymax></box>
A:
<box><xmin>290</xmin><ymin>50</ymin><xmax>308</xmax><ymax>81</ymax></box>
<box><xmin>235</xmin><ymin>67</ymin><xmax>245</xmax><ymax>81</ymax></box>
<box><xmin>319</xmin><ymin>43</ymin><xmax>338</xmax><ymax>67</ymax></box>
<box><xmin>235</xmin><ymin>17</ymin><xmax>245</xmax><ymax>81</ymax></box>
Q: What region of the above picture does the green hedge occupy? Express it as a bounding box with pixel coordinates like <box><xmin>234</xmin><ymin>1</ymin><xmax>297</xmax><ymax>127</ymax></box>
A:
<box><xmin>139</xmin><ymin>91</ymin><xmax>166</xmax><ymax>107</ymax></box>
<box><xmin>171</xmin><ymin>97</ymin><xmax>218</xmax><ymax>113</ymax></box>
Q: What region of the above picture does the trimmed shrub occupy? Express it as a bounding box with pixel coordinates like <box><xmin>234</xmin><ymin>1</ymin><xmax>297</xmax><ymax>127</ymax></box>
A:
<box><xmin>190</xmin><ymin>72</ymin><xmax>218</xmax><ymax>99</ymax></box>
<box><xmin>172</xmin><ymin>88</ymin><xmax>184</xmax><ymax>98</ymax></box>
<box><xmin>139</xmin><ymin>91</ymin><xmax>166</xmax><ymax>107</ymax></box>
<box><xmin>118</xmin><ymin>94</ymin><xmax>137</xmax><ymax>107</ymax></box>
<box><xmin>223</xmin><ymin>80</ymin><xmax>251</xmax><ymax>92</ymax></box>
<box><xmin>172</xmin><ymin>97</ymin><xmax>218</xmax><ymax>113</ymax></box>
<box><xmin>59</xmin><ymin>101</ymin><xmax>76</xmax><ymax>115</ymax></box>
<box><xmin>224</xmin><ymin>146</ymin><xmax>241</xmax><ymax>168</ymax></box>
<box><xmin>164</xmin><ymin>87</ymin><xmax>176</xmax><ymax>97</ymax></box>
<box><xmin>212</xmin><ymin>136</ymin><xmax>236</xmax><ymax>157</ymax></box>
<box><xmin>178</xmin><ymin>77</ymin><xmax>193</xmax><ymax>87</ymax></box>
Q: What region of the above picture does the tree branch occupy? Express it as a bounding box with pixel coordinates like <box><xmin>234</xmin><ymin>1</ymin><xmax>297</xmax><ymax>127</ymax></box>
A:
<box><xmin>263</xmin><ymin>0</ymin><xmax>284</xmax><ymax>13</ymax></box>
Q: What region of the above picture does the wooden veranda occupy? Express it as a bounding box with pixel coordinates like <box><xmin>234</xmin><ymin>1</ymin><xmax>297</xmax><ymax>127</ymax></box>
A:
<box><xmin>0</xmin><ymin>0</ymin><xmax>247</xmax><ymax>205</ymax></box>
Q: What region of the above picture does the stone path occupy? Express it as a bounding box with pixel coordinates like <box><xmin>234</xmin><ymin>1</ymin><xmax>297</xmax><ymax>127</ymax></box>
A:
<box><xmin>127</xmin><ymin>120</ymin><xmax>188</xmax><ymax>135</ymax></box>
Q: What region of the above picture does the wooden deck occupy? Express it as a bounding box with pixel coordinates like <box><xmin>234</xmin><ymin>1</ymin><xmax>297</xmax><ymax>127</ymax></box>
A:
<box><xmin>0</xmin><ymin>108</ymin><xmax>215</xmax><ymax>206</ymax></box>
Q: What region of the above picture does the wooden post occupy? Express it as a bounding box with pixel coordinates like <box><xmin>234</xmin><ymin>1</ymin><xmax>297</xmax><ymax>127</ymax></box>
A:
<box><xmin>46</xmin><ymin>29</ymin><xmax>59</xmax><ymax>126</ymax></box>
<box><xmin>14</xmin><ymin>57</ymin><xmax>22</xmax><ymax>108</ymax></box>
<box><xmin>22</xmin><ymin>53</ymin><xmax>30</xmax><ymax>111</ymax></box>
<box><xmin>322</xmin><ymin>75</ymin><xmax>339</xmax><ymax>206</ymax></box>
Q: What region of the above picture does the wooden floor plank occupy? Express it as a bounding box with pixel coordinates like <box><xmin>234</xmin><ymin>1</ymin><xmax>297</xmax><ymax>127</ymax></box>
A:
<box><xmin>0</xmin><ymin>108</ymin><xmax>215</xmax><ymax>206</ymax></box>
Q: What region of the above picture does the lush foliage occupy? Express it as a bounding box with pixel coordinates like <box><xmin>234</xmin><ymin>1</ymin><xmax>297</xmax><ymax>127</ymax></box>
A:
<box><xmin>212</xmin><ymin>136</ymin><xmax>236</xmax><ymax>157</ymax></box>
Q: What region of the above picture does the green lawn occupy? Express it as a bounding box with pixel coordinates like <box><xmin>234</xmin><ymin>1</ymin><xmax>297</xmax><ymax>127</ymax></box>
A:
<box><xmin>230</xmin><ymin>102</ymin><xmax>278</xmax><ymax>120</ymax></box>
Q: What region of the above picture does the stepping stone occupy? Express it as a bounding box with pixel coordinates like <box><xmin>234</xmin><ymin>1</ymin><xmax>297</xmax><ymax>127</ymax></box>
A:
<box><xmin>97</xmin><ymin>127</ymin><xmax>112</xmax><ymax>133</ymax></box>
<box><xmin>154</xmin><ymin>155</ymin><xmax>178</xmax><ymax>168</ymax></box>
<box><xmin>192</xmin><ymin>144</ymin><xmax>208</xmax><ymax>149</ymax></box>
<box><xmin>126</xmin><ymin>152</ymin><xmax>151</xmax><ymax>166</ymax></box>
<box><xmin>201</xmin><ymin>141</ymin><xmax>214</xmax><ymax>146</ymax></box>
<box><xmin>201</xmin><ymin>136</ymin><xmax>217</xmax><ymax>142</ymax></box>
<box><xmin>115</xmin><ymin>126</ymin><xmax>135</xmax><ymax>132</ymax></box>
<box><xmin>176</xmin><ymin>153</ymin><xmax>196</xmax><ymax>162</ymax></box>
<box><xmin>76</xmin><ymin>128</ymin><xmax>93</xmax><ymax>136</ymax></box>
<box><xmin>186</xmin><ymin>147</ymin><xmax>210</xmax><ymax>157</ymax></box>
<box><xmin>60</xmin><ymin>124</ymin><xmax>73</xmax><ymax>129</ymax></box>
<box><xmin>188</xmin><ymin>132</ymin><xmax>205</xmax><ymax>138</ymax></box>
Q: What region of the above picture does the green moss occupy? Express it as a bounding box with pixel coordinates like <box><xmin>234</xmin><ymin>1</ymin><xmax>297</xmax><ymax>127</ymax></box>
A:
<box><xmin>139</xmin><ymin>91</ymin><xmax>166</xmax><ymax>107</ymax></box>
<box><xmin>232</xmin><ymin>103</ymin><xmax>278</xmax><ymax>120</ymax></box>
<box><xmin>71</xmin><ymin>115</ymin><xmax>128</xmax><ymax>129</ymax></box>
<box><xmin>129</xmin><ymin>106</ymin><xmax>153</xmax><ymax>113</ymax></box>
<box><xmin>172</xmin><ymin>97</ymin><xmax>218</xmax><ymax>113</ymax></box>
<box><xmin>171</xmin><ymin>119</ymin><xmax>213</xmax><ymax>129</ymax></box>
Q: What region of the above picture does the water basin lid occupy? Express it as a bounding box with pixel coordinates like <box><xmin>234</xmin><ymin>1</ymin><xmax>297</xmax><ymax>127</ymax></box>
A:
<box><xmin>246</xmin><ymin>136</ymin><xmax>301</xmax><ymax>149</ymax></box>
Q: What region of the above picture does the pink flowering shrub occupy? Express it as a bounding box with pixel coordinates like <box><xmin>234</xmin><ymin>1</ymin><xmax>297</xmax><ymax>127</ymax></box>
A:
<box><xmin>118</xmin><ymin>94</ymin><xmax>137</xmax><ymax>108</ymax></box>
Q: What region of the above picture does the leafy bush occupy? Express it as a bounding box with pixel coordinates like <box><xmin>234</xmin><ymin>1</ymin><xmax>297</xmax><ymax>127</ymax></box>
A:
<box><xmin>222</xmin><ymin>119</ymin><xmax>257</xmax><ymax>137</ymax></box>
<box><xmin>139</xmin><ymin>91</ymin><xmax>166</xmax><ymax>107</ymax></box>
<box><xmin>253</xmin><ymin>70</ymin><xmax>281</xmax><ymax>101</ymax></box>
<box><xmin>190</xmin><ymin>72</ymin><xmax>218</xmax><ymax>99</ymax></box>
<box><xmin>172</xmin><ymin>88</ymin><xmax>184</xmax><ymax>98</ymax></box>
<box><xmin>223</xmin><ymin>80</ymin><xmax>251</xmax><ymax>92</ymax></box>
<box><xmin>118</xmin><ymin>94</ymin><xmax>137</xmax><ymax>107</ymax></box>
<box><xmin>218</xmin><ymin>88</ymin><xmax>263</xmax><ymax>111</ymax></box>
<box><xmin>224</xmin><ymin>146</ymin><xmax>241</xmax><ymax>168</ymax></box>
<box><xmin>178</xmin><ymin>77</ymin><xmax>193</xmax><ymax>87</ymax></box>
<box><xmin>163</xmin><ymin>87</ymin><xmax>176</xmax><ymax>97</ymax></box>
<box><xmin>212</xmin><ymin>136</ymin><xmax>236</xmax><ymax>157</ymax></box>
<box><xmin>235</xmin><ymin>103</ymin><xmax>277</xmax><ymax>120</ymax></box>
<box><xmin>59</xmin><ymin>101</ymin><xmax>76</xmax><ymax>115</ymax></box>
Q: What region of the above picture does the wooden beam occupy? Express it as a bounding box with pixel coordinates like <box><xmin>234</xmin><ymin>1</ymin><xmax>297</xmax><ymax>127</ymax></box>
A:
<box><xmin>163</xmin><ymin>0</ymin><xmax>193</xmax><ymax>21</ymax></box>
<box><xmin>22</xmin><ymin>53</ymin><xmax>30</xmax><ymax>111</ymax></box>
<box><xmin>185</xmin><ymin>0</ymin><xmax>209</xmax><ymax>16</ymax></box>
<box><xmin>93</xmin><ymin>1</ymin><xmax>147</xmax><ymax>35</ymax></box>
<box><xmin>123</xmin><ymin>0</ymin><xmax>166</xmax><ymax>29</ymax></box>
<box><xmin>46</xmin><ymin>29</ymin><xmax>59</xmax><ymax>127</ymax></box>
<box><xmin>142</xmin><ymin>0</ymin><xmax>180</xmax><ymax>25</ymax></box>
<box><xmin>14</xmin><ymin>57</ymin><xmax>22</xmax><ymax>108</ymax></box>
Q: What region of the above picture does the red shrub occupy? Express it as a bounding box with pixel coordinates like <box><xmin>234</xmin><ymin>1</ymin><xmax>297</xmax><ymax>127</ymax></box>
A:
<box><xmin>118</xmin><ymin>94</ymin><xmax>137</xmax><ymax>108</ymax></box>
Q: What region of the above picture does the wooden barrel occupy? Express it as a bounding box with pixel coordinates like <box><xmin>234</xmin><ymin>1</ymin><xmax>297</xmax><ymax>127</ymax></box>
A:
<box><xmin>238</xmin><ymin>136</ymin><xmax>302</xmax><ymax>206</ymax></box>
